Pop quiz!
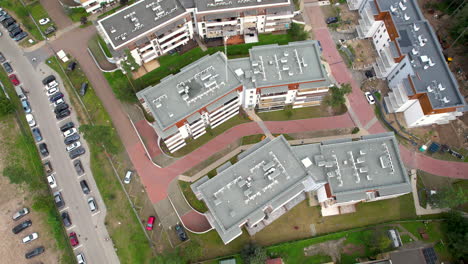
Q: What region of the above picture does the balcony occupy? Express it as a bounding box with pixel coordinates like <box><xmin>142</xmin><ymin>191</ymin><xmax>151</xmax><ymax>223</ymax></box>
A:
<box><xmin>347</xmin><ymin>0</ymin><xmax>360</xmax><ymax>10</ymax></box>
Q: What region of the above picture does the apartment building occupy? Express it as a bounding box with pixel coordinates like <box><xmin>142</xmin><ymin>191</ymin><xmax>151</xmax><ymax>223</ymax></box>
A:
<box><xmin>347</xmin><ymin>0</ymin><xmax>465</xmax><ymax>127</ymax></box>
<box><xmin>136</xmin><ymin>40</ymin><xmax>332</xmax><ymax>153</ymax></box>
<box><xmin>191</xmin><ymin>133</ymin><xmax>411</xmax><ymax>244</ymax></box>
<box><xmin>77</xmin><ymin>0</ymin><xmax>115</xmax><ymax>13</ymax></box>
<box><xmin>97</xmin><ymin>0</ymin><xmax>194</xmax><ymax>65</ymax></box>
<box><xmin>195</xmin><ymin>0</ymin><xmax>295</xmax><ymax>39</ymax></box>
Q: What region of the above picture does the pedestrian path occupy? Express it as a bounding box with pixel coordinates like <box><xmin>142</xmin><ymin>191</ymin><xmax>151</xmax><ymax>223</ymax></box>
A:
<box><xmin>245</xmin><ymin>109</ymin><xmax>273</xmax><ymax>139</ymax></box>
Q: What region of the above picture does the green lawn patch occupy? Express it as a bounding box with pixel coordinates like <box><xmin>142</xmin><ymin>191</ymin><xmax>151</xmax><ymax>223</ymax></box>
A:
<box><xmin>65</xmin><ymin>7</ymin><xmax>89</xmax><ymax>22</ymax></box>
<box><xmin>257</xmin><ymin>105</ymin><xmax>341</xmax><ymax>121</ymax></box>
<box><xmin>178</xmin><ymin>181</ymin><xmax>208</xmax><ymax>213</ymax></box>
<box><xmin>97</xmin><ymin>35</ymin><xmax>112</xmax><ymax>57</ymax></box>
<box><xmin>400</xmin><ymin>234</ymin><xmax>413</xmax><ymax>244</ymax></box>
<box><xmin>103</xmin><ymin>70</ymin><xmax>138</xmax><ymax>103</ymax></box>
<box><xmin>241</xmin><ymin>134</ymin><xmax>264</xmax><ymax>145</ymax></box>
<box><xmin>28</xmin><ymin>1</ymin><xmax>53</xmax><ymax>34</ymax></box>
<box><xmin>46</xmin><ymin>56</ymin><xmax>154</xmax><ymax>263</ymax></box>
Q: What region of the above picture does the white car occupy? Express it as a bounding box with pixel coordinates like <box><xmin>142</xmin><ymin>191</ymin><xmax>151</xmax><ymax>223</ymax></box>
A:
<box><xmin>53</xmin><ymin>98</ymin><xmax>65</xmax><ymax>107</ymax></box>
<box><xmin>365</xmin><ymin>92</ymin><xmax>376</xmax><ymax>104</ymax></box>
<box><xmin>76</xmin><ymin>253</ymin><xmax>86</xmax><ymax>264</ymax></box>
<box><xmin>47</xmin><ymin>174</ymin><xmax>57</xmax><ymax>189</ymax></box>
<box><xmin>63</xmin><ymin>128</ymin><xmax>77</xmax><ymax>137</ymax></box>
<box><xmin>66</xmin><ymin>141</ymin><xmax>81</xmax><ymax>152</ymax></box>
<box><xmin>123</xmin><ymin>170</ymin><xmax>133</xmax><ymax>184</ymax></box>
<box><xmin>39</xmin><ymin>18</ymin><xmax>50</xmax><ymax>25</ymax></box>
<box><xmin>22</xmin><ymin>232</ymin><xmax>39</xmax><ymax>243</ymax></box>
<box><xmin>88</xmin><ymin>197</ymin><xmax>97</xmax><ymax>212</ymax></box>
<box><xmin>47</xmin><ymin>80</ymin><xmax>58</xmax><ymax>88</ymax></box>
<box><xmin>26</xmin><ymin>114</ymin><xmax>36</xmax><ymax>127</ymax></box>
<box><xmin>46</xmin><ymin>86</ymin><xmax>59</xmax><ymax>96</ymax></box>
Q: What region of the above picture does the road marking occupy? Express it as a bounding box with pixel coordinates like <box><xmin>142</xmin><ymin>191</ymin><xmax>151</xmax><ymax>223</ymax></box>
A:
<box><xmin>59</xmin><ymin>206</ymin><xmax>69</xmax><ymax>213</ymax></box>
<box><xmin>77</xmin><ymin>173</ymin><xmax>85</xmax><ymax>178</ymax></box>
<box><xmin>66</xmin><ymin>225</ymin><xmax>75</xmax><ymax>230</ymax></box>
<box><xmin>73</xmin><ymin>244</ymin><xmax>83</xmax><ymax>250</ymax></box>
<box><xmin>92</xmin><ymin>211</ymin><xmax>101</xmax><ymax>217</ymax></box>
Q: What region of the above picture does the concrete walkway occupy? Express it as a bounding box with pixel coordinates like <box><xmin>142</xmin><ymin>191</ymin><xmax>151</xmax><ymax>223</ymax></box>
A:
<box><xmin>245</xmin><ymin>109</ymin><xmax>273</xmax><ymax>139</ymax></box>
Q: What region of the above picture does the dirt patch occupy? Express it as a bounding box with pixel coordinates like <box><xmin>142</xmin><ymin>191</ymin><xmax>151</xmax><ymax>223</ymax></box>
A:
<box><xmin>304</xmin><ymin>237</ymin><xmax>345</xmax><ymax>263</ymax></box>
<box><xmin>342</xmin><ymin>243</ymin><xmax>365</xmax><ymax>255</ymax></box>
<box><xmin>347</xmin><ymin>39</ymin><xmax>377</xmax><ymax>68</ymax></box>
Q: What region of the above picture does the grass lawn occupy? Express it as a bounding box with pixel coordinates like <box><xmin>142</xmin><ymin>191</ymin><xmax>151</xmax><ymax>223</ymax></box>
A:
<box><xmin>28</xmin><ymin>1</ymin><xmax>53</xmax><ymax>35</ymax></box>
<box><xmin>241</xmin><ymin>134</ymin><xmax>265</xmax><ymax>145</ymax></box>
<box><xmin>46</xmin><ymin>56</ymin><xmax>154</xmax><ymax>263</ymax></box>
<box><xmin>257</xmin><ymin>105</ymin><xmax>346</xmax><ymax>121</ymax></box>
<box><xmin>430</xmin><ymin>147</ymin><xmax>468</xmax><ymax>162</ymax></box>
<box><xmin>167</xmin><ymin>114</ymin><xmax>252</xmax><ymax>157</ymax></box>
<box><xmin>65</xmin><ymin>7</ymin><xmax>89</xmax><ymax>22</ymax></box>
<box><xmin>400</xmin><ymin>234</ymin><xmax>413</xmax><ymax>244</ymax></box>
<box><xmin>103</xmin><ymin>70</ymin><xmax>138</xmax><ymax>103</ymax></box>
<box><xmin>97</xmin><ymin>35</ymin><xmax>112</xmax><ymax>57</ymax></box>
<box><xmin>178</xmin><ymin>181</ymin><xmax>208</xmax><ymax>213</ymax></box>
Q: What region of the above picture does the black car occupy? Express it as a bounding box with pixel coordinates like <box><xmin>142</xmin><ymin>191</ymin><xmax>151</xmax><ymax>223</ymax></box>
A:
<box><xmin>175</xmin><ymin>224</ymin><xmax>188</xmax><ymax>241</ymax></box>
<box><xmin>64</xmin><ymin>133</ymin><xmax>80</xmax><ymax>145</ymax></box>
<box><xmin>61</xmin><ymin>211</ymin><xmax>72</xmax><ymax>227</ymax></box>
<box><xmin>69</xmin><ymin>147</ymin><xmax>85</xmax><ymax>159</ymax></box>
<box><xmin>32</xmin><ymin>128</ymin><xmax>42</xmax><ymax>142</ymax></box>
<box><xmin>25</xmin><ymin>246</ymin><xmax>45</xmax><ymax>259</ymax></box>
<box><xmin>80</xmin><ymin>180</ymin><xmax>90</xmax><ymax>194</ymax></box>
<box><xmin>54</xmin><ymin>103</ymin><xmax>69</xmax><ymax>114</ymax></box>
<box><xmin>80</xmin><ymin>82</ymin><xmax>88</xmax><ymax>96</ymax></box>
<box><xmin>53</xmin><ymin>191</ymin><xmax>65</xmax><ymax>208</ymax></box>
<box><xmin>326</xmin><ymin>16</ymin><xmax>339</xmax><ymax>24</ymax></box>
<box><xmin>39</xmin><ymin>143</ymin><xmax>49</xmax><ymax>157</ymax></box>
<box><xmin>44</xmin><ymin>25</ymin><xmax>56</xmax><ymax>35</ymax></box>
<box><xmin>7</xmin><ymin>23</ymin><xmax>19</xmax><ymax>32</ymax></box>
<box><xmin>67</xmin><ymin>61</ymin><xmax>77</xmax><ymax>71</ymax></box>
<box><xmin>12</xmin><ymin>220</ymin><xmax>32</xmax><ymax>234</ymax></box>
<box><xmin>42</xmin><ymin>75</ymin><xmax>55</xmax><ymax>85</ymax></box>
<box><xmin>60</xmin><ymin>121</ymin><xmax>74</xmax><ymax>132</ymax></box>
<box><xmin>56</xmin><ymin>109</ymin><xmax>71</xmax><ymax>120</ymax></box>
<box><xmin>0</xmin><ymin>13</ymin><xmax>10</xmax><ymax>22</ymax></box>
<box><xmin>9</xmin><ymin>27</ymin><xmax>22</xmax><ymax>38</ymax></box>
<box><xmin>2</xmin><ymin>17</ymin><xmax>15</xmax><ymax>27</ymax></box>
<box><xmin>74</xmin><ymin>159</ymin><xmax>84</xmax><ymax>175</ymax></box>
<box><xmin>49</xmin><ymin>92</ymin><xmax>64</xmax><ymax>102</ymax></box>
<box><xmin>0</xmin><ymin>52</ymin><xmax>5</xmax><ymax>63</ymax></box>
<box><xmin>14</xmin><ymin>31</ymin><xmax>28</xmax><ymax>42</ymax></box>
<box><xmin>3</xmin><ymin>62</ymin><xmax>13</xmax><ymax>74</ymax></box>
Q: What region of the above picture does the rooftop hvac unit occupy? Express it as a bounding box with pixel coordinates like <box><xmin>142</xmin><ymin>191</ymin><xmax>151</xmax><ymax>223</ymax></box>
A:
<box><xmin>280</xmin><ymin>58</ymin><xmax>287</xmax><ymax>63</ymax></box>
<box><xmin>157</xmin><ymin>10</ymin><xmax>165</xmax><ymax>16</ymax></box>
<box><xmin>252</xmin><ymin>61</ymin><xmax>259</xmax><ymax>67</ymax></box>
<box><xmin>131</xmin><ymin>17</ymin><xmax>137</xmax><ymax>22</ymax></box>
<box><xmin>413</xmin><ymin>23</ymin><xmax>420</xmax><ymax>31</ymax></box>
<box><xmin>399</xmin><ymin>2</ymin><xmax>407</xmax><ymax>11</ymax></box>
<box><xmin>438</xmin><ymin>83</ymin><xmax>445</xmax><ymax>91</ymax></box>
<box><xmin>282</xmin><ymin>65</ymin><xmax>290</xmax><ymax>71</ymax></box>
<box><xmin>110</xmin><ymin>27</ymin><xmax>116</xmax><ymax>33</ymax></box>
<box><xmin>404</xmin><ymin>13</ymin><xmax>410</xmax><ymax>21</ymax></box>
<box><xmin>155</xmin><ymin>102</ymin><xmax>162</xmax><ymax>108</ymax></box>
<box><xmin>428</xmin><ymin>59</ymin><xmax>435</xmax><ymax>67</ymax></box>
<box><xmin>288</xmin><ymin>71</ymin><xmax>293</xmax><ymax>76</ymax></box>
<box><xmin>390</xmin><ymin>5</ymin><xmax>397</xmax><ymax>13</ymax></box>
<box><xmin>182</xmin><ymin>93</ymin><xmax>189</xmax><ymax>101</ymax></box>
<box><xmin>411</xmin><ymin>48</ymin><xmax>418</xmax><ymax>55</ymax></box>
<box><xmin>284</xmin><ymin>51</ymin><xmax>289</xmax><ymax>56</ymax></box>
<box><xmin>442</xmin><ymin>97</ymin><xmax>450</xmax><ymax>103</ymax></box>
<box><xmin>269</xmin><ymin>60</ymin><xmax>273</xmax><ymax>65</ymax></box>
<box><xmin>426</xmin><ymin>86</ymin><xmax>433</xmax><ymax>92</ymax></box>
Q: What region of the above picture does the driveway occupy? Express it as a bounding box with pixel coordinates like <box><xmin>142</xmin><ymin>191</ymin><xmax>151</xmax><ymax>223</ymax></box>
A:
<box><xmin>40</xmin><ymin>0</ymin><xmax>73</xmax><ymax>30</ymax></box>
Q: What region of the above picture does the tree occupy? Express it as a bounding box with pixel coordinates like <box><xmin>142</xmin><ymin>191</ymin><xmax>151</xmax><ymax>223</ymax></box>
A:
<box><xmin>79</xmin><ymin>125</ymin><xmax>120</xmax><ymax>155</ymax></box>
<box><xmin>362</xmin><ymin>229</ymin><xmax>392</xmax><ymax>256</ymax></box>
<box><xmin>120</xmin><ymin>0</ymin><xmax>129</xmax><ymax>5</ymax></box>
<box><xmin>324</xmin><ymin>84</ymin><xmax>352</xmax><ymax>108</ymax></box>
<box><xmin>80</xmin><ymin>16</ymin><xmax>88</xmax><ymax>25</ymax></box>
<box><xmin>430</xmin><ymin>186</ymin><xmax>468</xmax><ymax>209</ymax></box>
<box><xmin>240</xmin><ymin>243</ymin><xmax>267</xmax><ymax>264</ymax></box>
<box><xmin>442</xmin><ymin>211</ymin><xmax>468</xmax><ymax>260</ymax></box>
<box><xmin>0</xmin><ymin>97</ymin><xmax>15</xmax><ymax>116</ymax></box>
<box><xmin>287</xmin><ymin>22</ymin><xmax>308</xmax><ymax>41</ymax></box>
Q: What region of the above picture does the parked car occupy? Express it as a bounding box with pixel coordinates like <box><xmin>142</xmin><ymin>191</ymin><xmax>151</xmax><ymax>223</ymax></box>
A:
<box><xmin>69</xmin><ymin>232</ymin><xmax>79</xmax><ymax>247</ymax></box>
<box><xmin>66</xmin><ymin>141</ymin><xmax>81</xmax><ymax>152</ymax></box>
<box><xmin>64</xmin><ymin>133</ymin><xmax>80</xmax><ymax>145</ymax></box>
<box><xmin>46</xmin><ymin>86</ymin><xmax>59</xmax><ymax>97</ymax></box>
<box><xmin>63</xmin><ymin>128</ymin><xmax>77</xmax><ymax>137</ymax></box>
<box><xmin>9</xmin><ymin>74</ymin><xmax>20</xmax><ymax>85</ymax></box>
<box><xmin>74</xmin><ymin>159</ymin><xmax>84</xmax><ymax>175</ymax></box>
<box><xmin>87</xmin><ymin>197</ymin><xmax>97</xmax><ymax>212</ymax></box>
<box><xmin>9</xmin><ymin>27</ymin><xmax>22</xmax><ymax>38</ymax></box>
<box><xmin>47</xmin><ymin>174</ymin><xmax>57</xmax><ymax>189</ymax></box>
<box><xmin>80</xmin><ymin>82</ymin><xmax>88</xmax><ymax>96</ymax></box>
<box><xmin>76</xmin><ymin>253</ymin><xmax>86</xmax><ymax>264</ymax></box>
<box><xmin>80</xmin><ymin>180</ymin><xmax>90</xmax><ymax>194</ymax></box>
<box><xmin>14</xmin><ymin>31</ymin><xmax>27</xmax><ymax>42</ymax></box>
<box><xmin>175</xmin><ymin>224</ymin><xmax>188</xmax><ymax>241</ymax></box>
<box><xmin>67</xmin><ymin>61</ymin><xmax>77</xmax><ymax>71</ymax></box>
<box><xmin>53</xmin><ymin>191</ymin><xmax>64</xmax><ymax>208</ymax></box>
<box><xmin>12</xmin><ymin>208</ymin><xmax>29</xmax><ymax>221</ymax></box>
<box><xmin>61</xmin><ymin>211</ymin><xmax>72</xmax><ymax>227</ymax></box>
<box><xmin>0</xmin><ymin>51</ymin><xmax>5</xmax><ymax>63</ymax></box>
<box><xmin>12</xmin><ymin>220</ymin><xmax>32</xmax><ymax>234</ymax></box>
<box><xmin>146</xmin><ymin>216</ymin><xmax>155</xmax><ymax>231</ymax></box>
<box><xmin>2</xmin><ymin>62</ymin><xmax>13</xmax><ymax>73</ymax></box>
<box><xmin>2</xmin><ymin>17</ymin><xmax>15</xmax><ymax>27</ymax></box>
<box><xmin>22</xmin><ymin>232</ymin><xmax>39</xmax><ymax>243</ymax></box>
<box><xmin>123</xmin><ymin>170</ymin><xmax>133</xmax><ymax>184</ymax></box>
<box><xmin>56</xmin><ymin>109</ymin><xmax>71</xmax><ymax>120</ymax></box>
<box><xmin>60</xmin><ymin>121</ymin><xmax>74</xmax><ymax>132</ymax></box>
<box><xmin>39</xmin><ymin>143</ymin><xmax>49</xmax><ymax>157</ymax></box>
<box><xmin>7</xmin><ymin>23</ymin><xmax>19</xmax><ymax>32</ymax></box>
<box><xmin>365</xmin><ymin>92</ymin><xmax>376</xmax><ymax>104</ymax></box>
<box><xmin>44</xmin><ymin>161</ymin><xmax>53</xmax><ymax>174</ymax></box>
<box><xmin>26</xmin><ymin>113</ymin><xmax>36</xmax><ymax>127</ymax></box>
<box><xmin>32</xmin><ymin>128</ymin><xmax>42</xmax><ymax>142</ymax></box>
<box><xmin>69</xmin><ymin>147</ymin><xmax>85</xmax><ymax>159</ymax></box>
<box><xmin>47</xmin><ymin>80</ymin><xmax>58</xmax><ymax>88</ymax></box>
<box><xmin>21</xmin><ymin>100</ymin><xmax>31</xmax><ymax>113</ymax></box>
<box><xmin>42</xmin><ymin>75</ymin><xmax>55</xmax><ymax>85</ymax></box>
<box><xmin>44</xmin><ymin>25</ymin><xmax>56</xmax><ymax>35</ymax></box>
<box><xmin>49</xmin><ymin>92</ymin><xmax>64</xmax><ymax>102</ymax></box>
<box><xmin>38</xmin><ymin>18</ymin><xmax>50</xmax><ymax>25</ymax></box>
<box><xmin>53</xmin><ymin>98</ymin><xmax>65</xmax><ymax>107</ymax></box>
<box><xmin>0</xmin><ymin>13</ymin><xmax>10</xmax><ymax>22</ymax></box>
<box><xmin>25</xmin><ymin>246</ymin><xmax>44</xmax><ymax>259</ymax></box>
<box><xmin>326</xmin><ymin>17</ymin><xmax>339</xmax><ymax>24</ymax></box>
<box><xmin>54</xmin><ymin>103</ymin><xmax>69</xmax><ymax>114</ymax></box>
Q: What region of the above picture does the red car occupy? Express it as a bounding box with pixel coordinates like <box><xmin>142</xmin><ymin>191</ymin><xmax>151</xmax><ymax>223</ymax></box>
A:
<box><xmin>146</xmin><ymin>216</ymin><xmax>156</xmax><ymax>231</ymax></box>
<box><xmin>9</xmin><ymin>74</ymin><xmax>20</xmax><ymax>86</ymax></box>
<box><xmin>69</xmin><ymin>232</ymin><xmax>79</xmax><ymax>247</ymax></box>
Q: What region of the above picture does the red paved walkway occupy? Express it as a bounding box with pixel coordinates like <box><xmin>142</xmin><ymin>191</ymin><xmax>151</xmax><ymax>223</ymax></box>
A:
<box><xmin>135</xmin><ymin>120</ymin><xmax>162</xmax><ymax>158</ymax></box>
<box><xmin>180</xmin><ymin>211</ymin><xmax>212</xmax><ymax>233</ymax></box>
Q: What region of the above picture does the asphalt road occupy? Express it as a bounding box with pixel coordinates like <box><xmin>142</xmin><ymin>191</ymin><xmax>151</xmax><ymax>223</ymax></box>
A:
<box><xmin>0</xmin><ymin>31</ymin><xmax>119</xmax><ymax>263</ymax></box>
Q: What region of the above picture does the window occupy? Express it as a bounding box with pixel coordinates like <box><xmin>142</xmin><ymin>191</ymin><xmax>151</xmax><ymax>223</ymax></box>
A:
<box><xmin>400</xmin><ymin>63</ymin><xmax>407</xmax><ymax>70</ymax></box>
<box><xmin>376</xmin><ymin>40</ymin><xmax>379</xmax><ymax>44</ymax></box>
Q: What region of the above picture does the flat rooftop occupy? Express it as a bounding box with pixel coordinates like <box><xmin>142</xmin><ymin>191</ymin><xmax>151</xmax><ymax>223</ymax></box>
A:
<box><xmin>136</xmin><ymin>52</ymin><xmax>242</xmax><ymax>133</ymax></box>
<box><xmin>292</xmin><ymin>133</ymin><xmax>410</xmax><ymax>203</ymax></box>
<box><xmin>376</xmin><ymin>0</ymin><xmax>464</xmax><ymax>109</ymax></box>
<box><xmin>231</xmin><ymin>40</ymin><xmax>329</xmax><ymax>89</ymax></box>
<box><xmin>196</xmin><ymin>136</ymin><xmax>311</xmax><ymax>242</ymax></box>
<box><xmin>97</xmin><ymin>0</ymin><xmax>187</xmax><ymax>49</ymax></box>
<box><xmin>195</xmin><ymin>0</ymin><xmax>289</xmax><ymax>13</ymax></box>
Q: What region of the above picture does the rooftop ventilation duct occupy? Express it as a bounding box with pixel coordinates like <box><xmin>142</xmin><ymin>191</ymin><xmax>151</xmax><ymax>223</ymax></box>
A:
<box><xmin>438</xmin><ymin>83</ymin><xmax>445</xmax><ymax>91</ymax></box>
<box><xmin>390</xmin><ymin>5</ymin><xmax>397</xmax><ymax>13</ymax></box>
<box><xmin>426</xmin><ymin>85</ymin><xmax>433</xmax><ymax>92</ymax></box>
<box><xmin>399</xmin><ymin>2</ymin><xmax>407</xmax><ymax>11</ymax></box>
<box><xmin>413</xmin><ymin>23</ymin><xmax>420</xmax><ymax>31</ymax></box>
<box><xmin>404</xmin><ymin>13</ymin><xmax>410</xmax><ymax>21</ymax></box>
<box><xmin>442</xmin><ymin>97</ymin><xmax>450</xmax><ymax>103</ymax></box>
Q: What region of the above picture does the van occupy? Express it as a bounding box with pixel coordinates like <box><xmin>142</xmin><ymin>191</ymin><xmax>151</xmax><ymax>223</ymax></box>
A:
<box><xmin>123</xmin><ymin>170</ymin><xmax>133</xmax><ymax>184</ymax></box>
